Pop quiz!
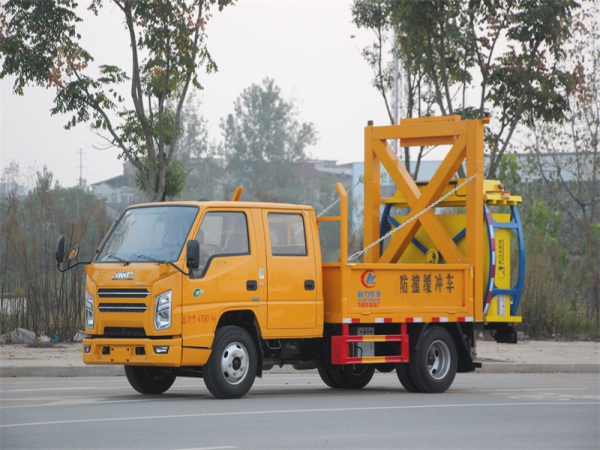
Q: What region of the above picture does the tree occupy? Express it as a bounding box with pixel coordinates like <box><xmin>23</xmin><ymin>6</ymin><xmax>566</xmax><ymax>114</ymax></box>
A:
<box><xmin>0</xmin><ymin>0</ymin><xmax>233</xmax><ymax>201</ymax></box>
<box><xmin>177</xmin><ymin>92</ymin><xmax>226</xmax><ymax>201</ymax></box>
<box><xmin>351</xmin><ymin>0</ymin><xmax>396</xmax><ymax>124</ymax></box>
<box><xmin>352</xmin><ymin>0</ymin><xmax>433</xmax><ymax>178</ymax></box>
<box><xmin>0</xmin><ymin>163</ymin><xmax>111</xmax><ymax>339</ymax></box>
<box><xmin>221</xmin><ymin>78</ymin><xmax>318</xmax><ymax>202</ymax></box>
<box><xmin>352</xmin><ymin>0</ymin><xmax>581</xmax><ymax>177</ymax></box>
<box><xmin>523</xmin><ymin>5</ymin><xmax>599</xmax><ymax>331</ymax></box>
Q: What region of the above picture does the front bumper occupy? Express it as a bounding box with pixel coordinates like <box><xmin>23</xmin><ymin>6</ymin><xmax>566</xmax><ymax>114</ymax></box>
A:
<box><xmin>82</xmin><ymin>338</ymin><xmax>182</xmax><ymax>367</ymax></box>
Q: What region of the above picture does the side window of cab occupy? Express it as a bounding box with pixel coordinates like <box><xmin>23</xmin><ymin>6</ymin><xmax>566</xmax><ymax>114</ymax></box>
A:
<box><xmin>192</xmin><ymin>212</ymin><xmax>249</xmax><ymax>278</ymax></box>
<box><xmin>267</xmin><ymin>213</ymin><xmax>307</xmax><ymax>256</ymax></box>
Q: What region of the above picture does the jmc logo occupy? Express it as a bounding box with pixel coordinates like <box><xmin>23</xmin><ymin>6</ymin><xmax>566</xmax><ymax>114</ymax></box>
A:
<box><xmin>111</xmin><ymin>271</ymin><xmax>134</xmax><ymax>280</ymax></box>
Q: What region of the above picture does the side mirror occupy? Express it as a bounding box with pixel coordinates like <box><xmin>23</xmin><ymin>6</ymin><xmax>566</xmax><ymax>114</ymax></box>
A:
<box><xmin>56</xmin><ymin>235</ymin><xmax>65</xmax><ymax>263</ymax></box>
<box><xmin>55</xmin><ymin>236</ymin><xmax>89</xmax><ymax>273</ymax></box>
<box><xmin>186</xmin><ymin>240</ymin><xmax>200</xmax><ymax>270</ymax></box>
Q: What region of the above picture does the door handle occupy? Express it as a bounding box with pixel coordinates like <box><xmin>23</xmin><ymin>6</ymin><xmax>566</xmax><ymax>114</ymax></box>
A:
<box><xmin>304</xmin><ymin>280</ymin><xmax>315</xmax><ymax>290</ymax></box>
<box><xmin>247</xmin><ymin>280</ymin><xmax>258</xmax><ymax>291</ymax></box>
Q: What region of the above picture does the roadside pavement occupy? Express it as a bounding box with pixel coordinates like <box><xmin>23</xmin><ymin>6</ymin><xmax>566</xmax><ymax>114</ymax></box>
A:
<box><xmin>1</xmin><ymin>340</ymin><xmax>598</xmax><ymax>378</ymax></box>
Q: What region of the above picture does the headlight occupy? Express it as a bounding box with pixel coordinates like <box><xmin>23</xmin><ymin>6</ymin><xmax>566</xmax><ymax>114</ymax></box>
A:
<box><xmin>154</xmin><ymin>290</ymin><xmax>172</xmax><ymax>331</ymax></box>
<box><xmin>85</xmin><ymin>291</ymin><xmax>94</xmax><ymax>329</ymax></box>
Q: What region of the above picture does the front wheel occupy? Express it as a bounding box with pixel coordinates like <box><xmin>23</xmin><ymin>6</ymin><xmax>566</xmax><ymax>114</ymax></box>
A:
<box><xmin>203</xmin><ymin>326</ymin><xmax>258</xmax><ymax>399</ymax></box>
<box><xmin>125</xmin><ymin>366</ymin><xmax>176</xmax><ymax>394</ymax></box>
<box><xmin>409</xmin><ymin>326</ymin><xmax>457</xmax><ymax>393</ymax></box>
<box><xmin>330</xmin><ymin>365</ymin><xmax>375</xmax><ymax>389</ymax></box>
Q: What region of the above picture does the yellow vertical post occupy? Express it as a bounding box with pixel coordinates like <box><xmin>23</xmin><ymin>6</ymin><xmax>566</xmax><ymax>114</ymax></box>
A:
<box><xmin>363</xmin><ymin>122</ymin><xmax>380</xmax><ymax>264</ymax></box>
<box><xmin>231</xmin><ymin>187</ymin><xmax>243</xmax><ymax>201</ymax></box>
<box><xmin>466</xmin><ymin>119</ymin><xmax>485</xmax><ymax>322</ymax></box>
<box><xmin>336</xmin><ymin>182</ymin><xmax>348</xmax><ymax>264</ymax></box>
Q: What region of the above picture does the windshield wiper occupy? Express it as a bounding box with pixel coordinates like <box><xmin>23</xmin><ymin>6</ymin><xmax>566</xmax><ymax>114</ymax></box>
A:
<box><xmin>137</xmin><ymin>254</ymin><xmax>191</xmax><ymax>276</ymax></box>
<box><xmin>106</xmin><ymin>254</ymin><xmax>129</xmax><ymax>265</ymax></box>
<box><xmin>138</xmin><ymin>254</ymin><xmax>166</xmax><ymax>264</ymax></box>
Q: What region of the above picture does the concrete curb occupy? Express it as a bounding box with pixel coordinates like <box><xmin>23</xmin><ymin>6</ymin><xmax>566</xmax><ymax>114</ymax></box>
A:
<box><xmin>478</xmin><ymin>363</ymin><xmax>600</xmax><ymax>374</ymax></box>
<box><xmin>1</xmin><ymin>363</ymin><xmax>598</xmax><ymax>378</ymax></box>
<box><xmin>0</xmin><ymin>366</ymin><xmax>124</xmax><ymax>378</ymax></box>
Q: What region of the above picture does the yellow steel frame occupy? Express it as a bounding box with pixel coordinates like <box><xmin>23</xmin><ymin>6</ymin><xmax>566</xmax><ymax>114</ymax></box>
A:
<box><xmin>364</xmin><ymin>115</ymin><xmax>487</xmax><ymax>321</ymax></box>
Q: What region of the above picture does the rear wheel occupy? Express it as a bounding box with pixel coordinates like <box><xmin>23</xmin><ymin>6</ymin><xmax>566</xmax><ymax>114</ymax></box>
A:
<box><xmin>396</xmin><ymin>362</ymin><xmax>419</xmax><ymax>392</ymax></box>
<box><xmin>318</xmin><ymin>367</ymin><xmax>342</xmax><ymax>388</ymax></box>
<box><xmin>125</xmin><ymin>366</ymin><xmax>176</xmax><ymax>394</ymax></box>
<box><xmin>375</xmin><ymin>363</ymin><xmax>395</xmax><ymax>373</ymax></box>
<box><xmin>330</xmin><ymin>365</ymin><xmax>375</xmax><ymax>389</ymax></box>
<box><xmin>409</xmin><ymin>326</ymin><xmax>457</xmax><ymax>393</ymax></box>
<box><xmin>203</xmin><ymin>326</ymin><xmax>257</xmax><ymax>399</ymax></box>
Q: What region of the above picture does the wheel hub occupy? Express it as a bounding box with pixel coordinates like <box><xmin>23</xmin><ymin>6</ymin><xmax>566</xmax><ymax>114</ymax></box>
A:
<box><xmin>220</xmin><ymin>342</ymin><xmax>249</xmax><ymax>385</ymax></box>
<box><xmin>426</xmin><ymin>339</ymin><xmax>451</xmax><ymax>380</ymax></box>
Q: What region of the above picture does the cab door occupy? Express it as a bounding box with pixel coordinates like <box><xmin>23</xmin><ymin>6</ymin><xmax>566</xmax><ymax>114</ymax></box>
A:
<box><xmin>182</xmin><ymin>209</ymin><xmax>265</xmax><ymax>348</ymax></box>
<box><xmin>263</xmin><ymin>210</ymin><xmax>318</xmax><ymax>330</ymax></box>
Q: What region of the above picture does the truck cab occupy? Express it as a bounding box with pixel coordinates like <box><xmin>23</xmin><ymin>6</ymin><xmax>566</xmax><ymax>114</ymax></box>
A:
<box><xmin>77</xmin><ymin>201</ymin><xmax>323</xmax><ymax>397</ymax></box>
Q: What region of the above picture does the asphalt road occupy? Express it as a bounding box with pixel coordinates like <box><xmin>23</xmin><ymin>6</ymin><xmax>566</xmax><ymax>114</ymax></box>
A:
<box><xmin>1</xmin><ymin>373</ymin><xmax>598</xmax><ymax>449</ymax></box>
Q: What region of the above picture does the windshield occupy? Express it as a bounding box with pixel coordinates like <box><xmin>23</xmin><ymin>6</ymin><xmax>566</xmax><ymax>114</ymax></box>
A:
<box><xmin>96</xmin><ymin>205</ymin><xmax>198</xmax><ymax>263</ymax></box>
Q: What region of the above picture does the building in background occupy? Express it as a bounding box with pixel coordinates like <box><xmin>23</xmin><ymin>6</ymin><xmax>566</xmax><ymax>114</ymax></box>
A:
<box><xmin>91</xmin><ymin>174</ymin><xmax>136</xmax><ymax>216</ymax></box>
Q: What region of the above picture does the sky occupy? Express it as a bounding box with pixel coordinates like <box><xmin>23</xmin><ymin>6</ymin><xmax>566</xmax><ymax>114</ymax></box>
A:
<box><xmin>0</xmin><ymin>0</ymin><xmax>393</xmax><ymax>189</ymax></box>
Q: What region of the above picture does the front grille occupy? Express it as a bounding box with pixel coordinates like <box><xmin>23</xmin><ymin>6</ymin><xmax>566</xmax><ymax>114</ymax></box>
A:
<box><xmin>98</xmin><ymin>289</ymin><xmax>150</xmax><ymax>299</ymax></box>
<box><xmin>103</xmin><ymin>327</ymin><xmax>146</xmax><ymax>337</ymax></box>
<box><xmin>99</xmin><ymin>303</ymin><xmax>149</xmax><ymax>313</ymax></box>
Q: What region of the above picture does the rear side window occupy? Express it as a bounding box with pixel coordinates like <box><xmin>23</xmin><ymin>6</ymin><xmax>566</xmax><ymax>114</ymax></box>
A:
<box><xmin>267</xmin><ymin>213</ymin><xmax>307</xmax><ymax>256</ymax></box>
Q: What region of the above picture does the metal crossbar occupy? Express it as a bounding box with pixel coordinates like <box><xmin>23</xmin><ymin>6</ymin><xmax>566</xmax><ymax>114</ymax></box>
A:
<box><xmin>348</xmin><ymin>173</ymin><xmax>478</xmax><ymax>262</ymax></box>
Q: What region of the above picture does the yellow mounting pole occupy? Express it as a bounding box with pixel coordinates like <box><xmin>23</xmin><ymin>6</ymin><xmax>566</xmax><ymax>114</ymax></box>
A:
<box><xmin>466</xmin><ymin>118</ymin><xmax>486</xmax><ymax>322</ymax></box>
<box><xmin>336</xmin><ymin>182</ymin><xmax>349</xmax><ymax>264</ymax></box>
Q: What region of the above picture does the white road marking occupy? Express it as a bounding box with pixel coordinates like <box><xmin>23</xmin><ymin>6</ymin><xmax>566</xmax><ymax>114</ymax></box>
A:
<box><xmin>1</xmin><ymin>401</ymin><xmax>597</xmax><ymax>429</ymax></box>
<box><xmin>476</xmin><ymin>388</ymin><xmax>588</xmax><ymax>392</ymax></box>
<box><xmin>0</xmin><ymin>395</ymin><xmax>202</xmax><ymax>409</ymax></box>
<box><xmin>0</xmin><ymin>385</ymin><xmax>136</xmax><ymax>393</ymax></box>
<box><xmin>503</xmin><ymin>393</ymin><xmax>600</xmax><ymax>401</ymax></box>
<box><xmin>176</xmin><ymin>447</ymin><xmax>236</xmax><ymax>450</ymax></box>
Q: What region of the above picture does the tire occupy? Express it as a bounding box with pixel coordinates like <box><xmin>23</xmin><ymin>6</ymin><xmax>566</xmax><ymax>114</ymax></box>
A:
<box><xmin>408</xmin><ymin>326</ymin><xmax>457</xmax><ymax>393</ymax></box>
<box><xmin>318</xmin><ymin>367</ymin><xmax>342</xmax><ymax>388</ymax></box>
<box><xmin>330</xmin><ymin>365</ymin><xmax>375</xmax><ymax>389</ymax></box>
<box><xmin>125</xmin><ymin>366</ymin><xmax>176</xmax><ymax>394</ymax></box>
<box><xmin>396</xmin><ymin>362</ymin><xmax>419</xmax><ymax>392</ymax></box>
<box><xmin>203</xmin><ymin>326</ymin><xmax>257</xmax><ymax>399</ymax></box>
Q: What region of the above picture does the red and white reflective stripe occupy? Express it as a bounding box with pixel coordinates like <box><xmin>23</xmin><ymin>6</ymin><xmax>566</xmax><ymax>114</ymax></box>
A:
<box><xmin>375</xmin><ymin>318</ymin><xmax>393</xmax><ymax>323</ymax></box>
<box><xmin>431</xmin><ymin>317</ymin><xmax>449</xmax><ymax>323</ymax></box>
<box><xmin>345</xmin><ymin>316</ymin><xmax>473</xmax><ymax>324</ymax></box>
<box><xmin>484</xmin><ymin>204</ymin><xmax>496</xmax><ymax>316</ymax></box>
<box><xmin>342</xmin><ymin>318</ymin><xmax>361</xmax><ymax>324</ymax></box>
<box><xmin>405</xmin><ymin>317</ymin><xmax>423</xmax><ymax>323</ymax></box>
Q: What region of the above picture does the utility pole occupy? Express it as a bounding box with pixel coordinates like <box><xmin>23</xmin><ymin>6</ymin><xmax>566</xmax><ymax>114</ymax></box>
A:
<box><xmin>391</xmin><ymin>30</ymin><xmax>405</xmax><ymax>159</ymax></box>
<box><xmin>392</xmin><ymin>30</ymin><xmax>399</xmax><ymax>156</ymax></box>
<box><xmin>76</xmin><ymin>149</ymin><xmax>85</xmax><ymax>217</ymax></box>
<box><xmin>79</xmin><ymin>149</ymin><xmax>84</xmax><ymax>183</ymax></box>
<box><xmin>391</xmin><ymin>31</ymin><xmax>410</xmax><ymax>174</ymax></box>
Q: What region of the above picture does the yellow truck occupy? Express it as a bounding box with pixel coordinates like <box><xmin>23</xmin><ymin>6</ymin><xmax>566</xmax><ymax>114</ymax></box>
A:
<box><xmin>56</xmin><ymin>115</ymin><xmax>525</xmax><ymax>399</ymax></box>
